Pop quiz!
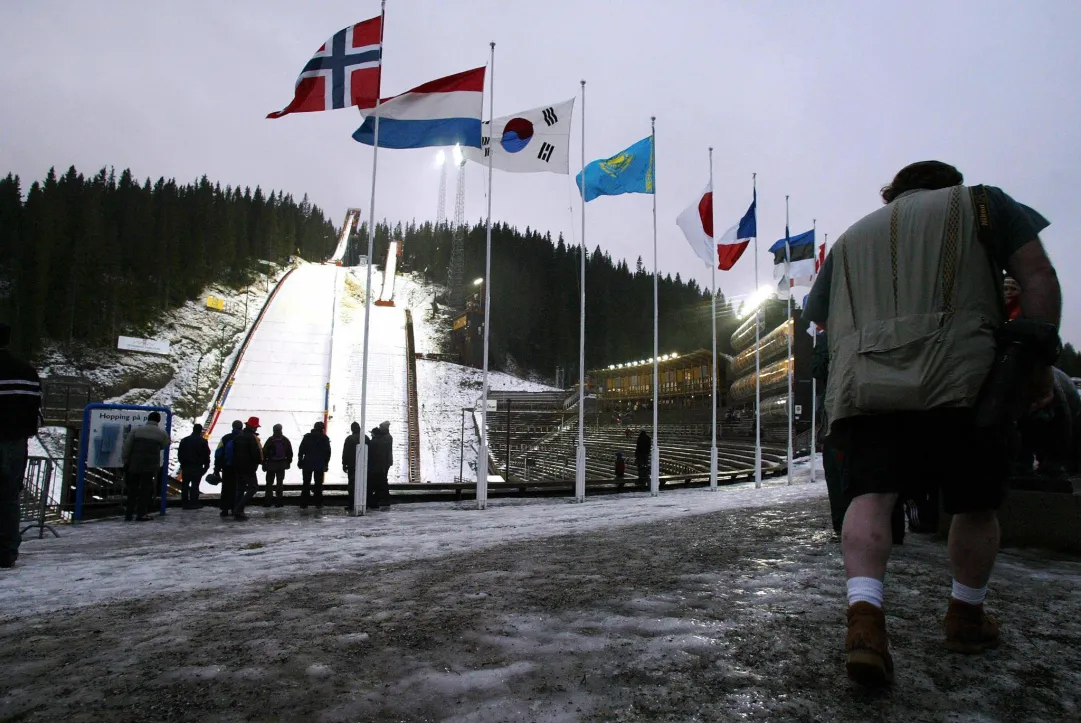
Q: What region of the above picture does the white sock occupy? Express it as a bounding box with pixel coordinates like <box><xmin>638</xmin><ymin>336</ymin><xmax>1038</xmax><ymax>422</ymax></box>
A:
<box><xmin>847</xmin><ymin>577</ymin><xmax>884</xmax><ymax>609</ymax></box>
<box><xmin>951</xmin><ymin>580</ymin><xmax>987</xmax><ymax>605</ymax></box>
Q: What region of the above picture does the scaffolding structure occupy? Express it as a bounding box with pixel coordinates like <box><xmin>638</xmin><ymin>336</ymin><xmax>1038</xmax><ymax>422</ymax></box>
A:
<box><xmin>447</xmin><ymin>157</ymin><xmax>467</xmax><ymax>309</ymax></box>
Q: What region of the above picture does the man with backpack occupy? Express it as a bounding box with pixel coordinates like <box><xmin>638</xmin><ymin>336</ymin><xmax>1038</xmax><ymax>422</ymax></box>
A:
<box><xmin>177</xmin><ymin>424</ymin><xmax>211</xmax><ymax>510</ymax></box>
<box><xmin>121</xmin><ymin>411</ymin><xmax>171</xmax><ymax>522</ymax></box>
<box><xmin>261</xmin><ymin>423</ymin><xmax>293</xmax><ymax>507</ymax></box>
<box><xmin>214</xmin><ymin>420</ymin><xmax>243</xmax><ymax>518</ymax></box>
<box><xmin>297</xmin><ymin>421</ymin><xmax>331</xmax><ymax>509</ymax></box>
<box><xmin>230</xmin><ymin>417</ymin><xmax>263</xmax><ymax>521</ymax></box>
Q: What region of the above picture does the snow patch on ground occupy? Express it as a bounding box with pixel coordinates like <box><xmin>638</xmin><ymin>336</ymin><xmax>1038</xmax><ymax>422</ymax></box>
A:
<box><xmin>1</xmin><ymin>479</ymin><xmax>824</xmax><ymax>617</ymax></box>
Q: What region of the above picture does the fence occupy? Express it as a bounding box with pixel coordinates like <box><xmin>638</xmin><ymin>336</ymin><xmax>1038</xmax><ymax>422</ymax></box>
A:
<box><xmin>21</xmin><ymin>456</ymin><xmax>60</xmax><ymax>539</ymax></box>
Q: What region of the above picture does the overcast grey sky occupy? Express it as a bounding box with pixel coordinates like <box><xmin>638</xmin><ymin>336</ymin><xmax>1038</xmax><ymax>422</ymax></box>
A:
<box><xmin>2</xmin><ymin>1</ymin><xmax>1079</xmax><ymax>341</ymax></box>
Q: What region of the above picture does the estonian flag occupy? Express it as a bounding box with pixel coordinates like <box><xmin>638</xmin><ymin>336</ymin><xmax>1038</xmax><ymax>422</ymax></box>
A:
<box><xmin>769</xmin><ymin>228</ymin><xmax>816</xmax><ymax>289</ymax></box>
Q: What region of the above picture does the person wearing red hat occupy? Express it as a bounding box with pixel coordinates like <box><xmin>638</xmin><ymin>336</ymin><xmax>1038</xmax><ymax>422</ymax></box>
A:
<box><xmin>230</xmin><ymin>417</ymin><xmax>263</xmax><ymax>521</ymax></box>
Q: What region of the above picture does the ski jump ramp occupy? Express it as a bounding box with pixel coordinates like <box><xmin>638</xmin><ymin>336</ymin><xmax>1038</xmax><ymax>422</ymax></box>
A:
<box><xmin>209</xmin><ymin>263</ymin><xmax>340</xmax><ymax>485</ymax></box>
<box><xmin>206</xmin><ymin>260</ymin><xmax>410</xmax><ymax>489</ymax></box>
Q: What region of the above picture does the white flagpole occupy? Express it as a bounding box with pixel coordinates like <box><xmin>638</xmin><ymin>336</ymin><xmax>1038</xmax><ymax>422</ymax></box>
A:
<box><xmin>709</xmin><ymin>147</ymin><xmax>718</xmax><ymax>492</ymax></box>
<box><xmin>753</xmin><ymin>174</ymin><xmax>762</xmax><ymax>489</ymax></box>
<box><xmin>353</xmin><ymin>0</ymin><xmax>386</xmax><ymax>517</ymax></box>
<box><xmin>650</xmin><ymin>116</ymin><xmax>660</xmax><ymax>497</ymax></box>
<box><xmin>785</xmin><ymin>195</ymin><xmax>793</xmax><ymax>486</ymax></box>
<box><xmin>575</xmin><ymin>79</ymin><xmax>587</xmax><ymax>503</ymax></box>
<box><xmin>477</xmin><ymin>41</ymin><xmax>496</xmax><ymax>510</ymax></box>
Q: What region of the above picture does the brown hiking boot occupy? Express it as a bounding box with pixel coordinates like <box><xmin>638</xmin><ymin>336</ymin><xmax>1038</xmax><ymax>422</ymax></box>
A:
<box><xmin>943</xmin><ymin>598</ymin><xmax>1000</xmax><ymax>653</ymax></box>
<box><xmin>845</xmin><ymin>602</ymin><xmax>894</xmax><ymax>687</ymax></box>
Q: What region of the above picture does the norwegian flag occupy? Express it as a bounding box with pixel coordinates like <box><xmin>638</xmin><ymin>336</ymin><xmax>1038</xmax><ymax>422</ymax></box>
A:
<box><xmin>267</xmin><ymin>16</ymin><xmax>382</xmax><ymax>119</ymax></box>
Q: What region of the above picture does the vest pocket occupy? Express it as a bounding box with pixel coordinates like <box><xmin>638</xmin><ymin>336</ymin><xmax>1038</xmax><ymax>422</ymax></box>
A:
<box><xmin>849</xmin><ymin>313</ymin><xmax>961</xmax><ymax>412</ymax></box>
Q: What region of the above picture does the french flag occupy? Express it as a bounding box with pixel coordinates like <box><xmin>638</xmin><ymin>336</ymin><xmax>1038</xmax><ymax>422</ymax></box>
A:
<box><xmin>352</xmin><ymin>67</ymin><xmax>486</xmax><ymax>149</ymax></box>
<box><xmin>267</xmin><ymin>16</ymin><xmax>382</xmax><ymax>119</ymax></box>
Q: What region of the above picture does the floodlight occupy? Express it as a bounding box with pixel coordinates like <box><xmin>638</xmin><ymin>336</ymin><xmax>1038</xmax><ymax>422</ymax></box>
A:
<box><xmin>435</xmin><ymin>150</ymin><xmax>446</xmax><ymax>167</ymax></box>
<box><xmin>473</xmin><ymin>277</ymin><xmax>484</xmax><ymax>286</ymax></box>
<box><xmin>452</xmin><ymin>144</ymin><xmax>464</xmax><ymax>166</ymax></box>
<box><xmin>739</xmin><ymin>285</ymin><xmax>776</xmax><ymax>319</ymax></box>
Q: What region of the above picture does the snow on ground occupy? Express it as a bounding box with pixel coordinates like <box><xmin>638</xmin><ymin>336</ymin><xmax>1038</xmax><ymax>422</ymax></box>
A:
<box><xmin>416</xmin><ymin>359</ymin><xmax>560</xmax><ymax>483</ymax></box>
<box><xmin>1</xmin><ymin>478</ymin><xmax>823</xmax><ymax>617</ymax></box>
<box><xmin>2</xmin><ymin>477</ymin><xmax>1079</xmax><ymax>722</ymax></box>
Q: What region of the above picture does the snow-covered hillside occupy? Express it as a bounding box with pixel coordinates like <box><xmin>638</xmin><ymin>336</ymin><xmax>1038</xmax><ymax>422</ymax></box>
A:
<box><xmin>32</xmin><ymin>264</ymin><xmax>289</xmax><ymax>469</ymax></box>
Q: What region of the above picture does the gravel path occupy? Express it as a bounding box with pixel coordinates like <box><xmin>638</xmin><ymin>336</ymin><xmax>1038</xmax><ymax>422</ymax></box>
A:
<box><xmin>1</xmin><ymin>496</ymin><xmax>1079</xmax><ymax>721</ymax></box>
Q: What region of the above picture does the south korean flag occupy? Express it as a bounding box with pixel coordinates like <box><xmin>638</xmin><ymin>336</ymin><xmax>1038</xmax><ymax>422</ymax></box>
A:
<box><xmin>461</xmin><ymin>98</ymin><xmax>575</xmax><ymax>174</ymax></box>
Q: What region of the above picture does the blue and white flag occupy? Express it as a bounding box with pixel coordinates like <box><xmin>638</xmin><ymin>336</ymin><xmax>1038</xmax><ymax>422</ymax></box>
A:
<box><xmin>576</xmin><ymin>136</ymin><xmax>654</xmax><ymax>202</ymax></box>
<box><xmin>353</xmin><ymin>67</ymin><xmax>485</xmax><ymax>149</ymax></box>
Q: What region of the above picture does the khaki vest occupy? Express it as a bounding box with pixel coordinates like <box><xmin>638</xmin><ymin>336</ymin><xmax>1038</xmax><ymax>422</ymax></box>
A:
<box><xmin>824</xmin><ymin>185</ymin><xmax>1004</xmax><ymax>432</ymax></box>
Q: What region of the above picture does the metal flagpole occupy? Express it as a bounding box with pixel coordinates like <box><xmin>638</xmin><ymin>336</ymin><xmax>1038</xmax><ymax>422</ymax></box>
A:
<box><xmin>354</xmin><ymin>0</ymin><xmax>386</xmax><ymax>517</ymax></box>
<box><xmin>477</xmin><ymin>41</ymin><xmax>496</xmax><ymax>510</ymax></box>
<box><xmin>575</xmin><ymin>79</ymin><xmax>587</xmax><ymax>503</ymax></box>
<box><xmin>753</xmin><ymin>174</ymin><xmax>761</xmax><ymax>489</ymax></box>
<box><xmin>810</xmin><ymin>231</ymin><xmax>825</xmax><ymax>485</ymax></box>
<box><xmin>709</xmin><ymin>147</ymin><xmax>718</xmax><ymax>492</ymax></box>
<box><xmin>785</xmin><ymin>195</ymin><xmax>793</xmax><ymax>486</ymax></box>
<box><xmin>650</xmin><ymin>116</ymin><xmax>660</xmax><ymax>497</ymax></box>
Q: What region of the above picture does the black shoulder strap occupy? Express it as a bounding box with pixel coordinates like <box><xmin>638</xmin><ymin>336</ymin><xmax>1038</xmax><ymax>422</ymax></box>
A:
<box><xmin>968</xmin><ymin>185</ymin><xmax>1007</xmax><ymax>318</ymax></box>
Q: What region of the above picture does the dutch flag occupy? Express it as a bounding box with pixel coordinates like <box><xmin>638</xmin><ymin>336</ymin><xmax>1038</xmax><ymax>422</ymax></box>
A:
<box><xmin>352</xmin><ymin>67</ymin><xmax>486</xmax><ymax>150</ymax></box>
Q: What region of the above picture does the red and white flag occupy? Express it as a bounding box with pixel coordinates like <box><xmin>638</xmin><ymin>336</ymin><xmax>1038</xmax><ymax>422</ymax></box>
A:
<box><xmin>267</xmin><ymin>16</ymin><xmax>382</xmax><ymax>119</ymax></box>
<box><xmin>676</xmin><ymin>183</ymin><xmax>716</xmax><ymax>267</ymax></box>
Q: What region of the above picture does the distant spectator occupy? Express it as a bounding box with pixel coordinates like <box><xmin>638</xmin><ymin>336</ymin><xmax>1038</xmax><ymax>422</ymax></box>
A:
<box><xmin>177</xmin><ymin>424</ymin><xmax>211</xmax><ymax>510</ymax></box>
<box><xmin>297</xmin><ymin>421</ymin><xmax>331</xmax><ymax>509</ymax></box>
<box><xmin>121</xmin><ymin>411</ymin><xmax>171</xmax><ymax>522</ymax></box>
<box><xmin>261</xmin><ymin>423</ymin><xmax>293</xmax><ymax>508</ymax></box>
<box><xmin>635</xmin><ymin>430</ymin><xmax>651</xmax><ymax>486</ymax></box>
<box><xmin>230</xmin><ymin>417</ymin><xmax>263</xmax><ymax>521</ymax></box>
<box><xmin>614</xmin><ymin>452</ymin><xmax>626</xmax><ymax>483</ymax></box>
<box><xmin>0</xmin><ymin>322</ymin><xmax>41</xmax><ymax>568</ymax></box>
<box><xmin>214</xmin><ymin>420</ymin><xmax>243</xmax><ymax>518</ymax></box>
<box><xmin>342</xmin><ymin>421</ymin><xmax>362</xmax><ymax>509</ymax></box>
<box><xmin>367</xmin><ymin>421</ymin><xmax>393</xmax><ymax>509</ymax></box>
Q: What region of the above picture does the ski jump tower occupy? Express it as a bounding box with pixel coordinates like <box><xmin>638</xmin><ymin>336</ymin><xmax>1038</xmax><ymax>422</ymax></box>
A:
<box><xmin>447</xmin><ymin>147</ymin><xmax>467</xmax><ymax>310</ymax></box>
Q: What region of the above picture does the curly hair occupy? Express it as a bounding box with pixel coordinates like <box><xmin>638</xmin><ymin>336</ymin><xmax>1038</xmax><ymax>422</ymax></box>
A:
<box><xmin>881</xmin><ymin>161</ymin><xmax>963</xmax><ymax>204</ymax></box>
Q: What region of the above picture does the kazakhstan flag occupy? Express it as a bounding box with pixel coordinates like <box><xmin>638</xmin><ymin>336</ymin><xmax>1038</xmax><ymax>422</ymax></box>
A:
<box><xmin>576</xmin><ymin>135</ymin><xmax>654</xmax><ymax>202</ymax></box>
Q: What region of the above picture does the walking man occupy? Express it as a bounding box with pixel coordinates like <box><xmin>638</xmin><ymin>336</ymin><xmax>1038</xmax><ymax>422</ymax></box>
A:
<box><xmin>261</xmin><ymin>423</ymin><xmax>293</xmax><ymax>507</ymax></box>
<box><xmin>634</xmin><ymin>430</ymin><xmax>651</xmax><ymax>487</ymax></box>
<box><xmin>177</xmin><ymin>424</ymin><xmax>211</xmax><ymax>510</ymax></box>
<box><xmin>231</xmin><ymin>417</ymin><xmax>263</xmax><ymax>521</ymax></box>
<box><xmin>297</xmin><ymin>421</ymin><xmax>331</xmax><ymax>509</ymax></box>
<box><xmin>214</xmin><ymin>420</ymin><xmax>243</xmax><ymax>518</ymax></box>
<box><xmin>804</xmin><ymin>161</ymin><xmax>1061</xmax><ymax>687</ymax></box>
<box><xmin>342</xmin><ymin>421</ymin><xmax>361</xmax><ymax>509</ymax></box>
<box><xmin>0</xmin><ymin>322</ymin><xmax>41</xmax><ymax>568</ymax></box>
<box><xmin>121</xmin><ymin>411</ymin><xmax>171</xmax><ymax>522</ymax></box>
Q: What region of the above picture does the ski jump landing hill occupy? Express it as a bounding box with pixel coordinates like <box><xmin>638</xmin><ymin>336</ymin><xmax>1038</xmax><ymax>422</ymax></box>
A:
<box><xmin>202</xmin><ymin>254</ymin><xmax>411</xmax><ymax>489</ymax></box>
<box><xmin>205</xmin><ymin>263</ymin><xmax>339</xmax><ymax>478</ymax></box>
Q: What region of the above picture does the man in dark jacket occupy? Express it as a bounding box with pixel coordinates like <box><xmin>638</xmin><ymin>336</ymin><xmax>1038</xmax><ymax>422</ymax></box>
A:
<box><xmin>261</xmin><ymin>423</ymin><xmax>293</xmax><ymax>507</ymax></box>
<box><xmin>297</xmin><ymin>421</ymin><xmax>331</xmax><ymax>509</ymax></box>
<box><xmin>230</xmin><ymin>417</ymin><xmax>263</xmax><ymax>521</ymax></box>
<box><xmin>214</xmin><ymin>420</ymin><xmax>243</xmax><ymax>518</ymax></box>
<box><xmin>367</xmin><ymin>421</ymin><xmax>394</xmax><ymax>509</ymax></box>
<box><xmin>634</xmin><ymin>430</ymin><xmax>651</xmax><ymax>486</ymax></box>
<box><xmin>177</xmin><ymin>424</ymin><xmax>211</xmax><ymax>510</ymax></box>
<box><xmin>0</xmin><ymin>322</ymin><xmax>41</xmax><ymax>568</ymax></box>
<box><xmin>342</xmin><ymin>421</ymin><xmax>361</xmax><ymax>509</ymax></box>
<box><xmin>121</xmin><ymin>411</ymin><xmax>171</xmax><ymax>522</ymax></box>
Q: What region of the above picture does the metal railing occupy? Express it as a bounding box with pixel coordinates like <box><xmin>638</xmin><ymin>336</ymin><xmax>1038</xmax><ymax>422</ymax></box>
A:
<box><xmin>21</xmin><ymin>456</ymin><xmax>60</xmax><ymax>539</ymax></box>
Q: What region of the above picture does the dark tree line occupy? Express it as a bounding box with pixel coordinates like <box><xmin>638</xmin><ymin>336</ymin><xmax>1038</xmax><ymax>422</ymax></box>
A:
<box><xmin>0</xmin><ymin>166</ymin><xmax>339</xmax><ymax>356</ymax></box>
<box><xmin>353</xmin><ymin>220</ymin><xmax>737</xmax><ymax>380</ymax></box>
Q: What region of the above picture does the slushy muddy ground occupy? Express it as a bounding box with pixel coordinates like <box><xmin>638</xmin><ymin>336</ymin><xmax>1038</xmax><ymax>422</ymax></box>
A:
<box><xmin>1</xmin><ymin>491</ymin><xmax>1079</xmax><ymax>722</ymax></box>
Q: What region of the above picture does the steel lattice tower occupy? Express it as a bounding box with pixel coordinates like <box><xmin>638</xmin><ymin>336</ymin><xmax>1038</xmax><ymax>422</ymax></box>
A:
<box><xmin>447</xmin><ymin>158</ymin><xmax>467</xmax><ymax>309</ymax></box>
<box><xmin>435</xmin><ymin>161</ymin><xmax>447</xmax><ymax>227</ymax></box>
